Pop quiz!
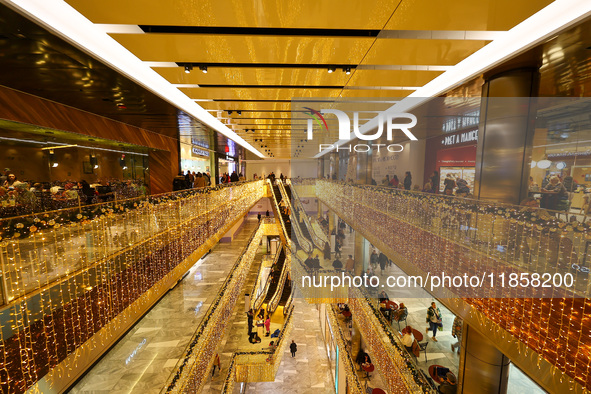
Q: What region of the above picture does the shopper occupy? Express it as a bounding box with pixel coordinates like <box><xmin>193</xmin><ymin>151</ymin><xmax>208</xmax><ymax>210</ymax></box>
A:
<box><xmin>430</xmin><ymin>171</ymin><xmax>439</xmax><ymax>193</ymax></box>
<box><xmin>443</xmin><ymin>174</ymin><xmax>456</xmax><ymax>195</ymax></box>
<box><xmin>370</xmin><ymin>249</ymin><xmax>378</xmax><ymax>270</ymax></box>
<box><xmin>426</xmin><ymin>302</ymin><xmax>442</xmax><ymax>341</ymax></box>
<box><xmin>390</xmin><ymin>175</ymin><xmax>399</xmax><ymax>188</ymax></box>
<box><xmin>211</xmin><ymin>353</ymin><xmax>221</xmax><ymax>376</ymax></box>
<box><xmin>400</xmin><ymin>325</ymin><xmax>415</xmax><ymax>352</ymax></box>
<box><xmin>264</xmin><ymin>315</ymin><xmax>271</xmax><ymax>336</ymax></box>
<box><xmin>403</xmin><ymin>171</ymin><xmax>412</xmax><ymax>190</ymax></box>
<box><xmin>451</xmin><ymin>316</ymin><xmax>463</xmax><ymax>354</ymax></box>
<box><xmin>345</xmin><ymin>255</ymin><xmax>355</xmax><ymax>273</ymax></box>
<box><xmin>290</xmin><ymin>340</ymin><xmax>297</xmax><ymax>357</ymax></box>
<box><xmin>378</xmin><ymin>252</ymin><xmax>388</xmax><ymax>275</ymax></box>
<box><xmin>393</xmin><ymin>303</ymin><xmax>408</xmax><ymax>325</ymax></box>
<box><xmin>439</xmin><ymin>372</ymin><xmax>457</xmax><ymax>394</ymax></box>
<box><xmin>332</xmin><ymin>258</ymin><xmax>343</xmax><ymax>271</ymax></box>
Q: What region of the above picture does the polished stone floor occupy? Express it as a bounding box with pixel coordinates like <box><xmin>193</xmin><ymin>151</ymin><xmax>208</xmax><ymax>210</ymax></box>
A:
<box><xmin>203</xmin><ymin>237</ymin><xmax>335</xmax><ymax>392</ymax></box>
<box><xmin>70</xmin><ymin>216</ymin><xmax>260</xmax><ymax>394</ymax></box>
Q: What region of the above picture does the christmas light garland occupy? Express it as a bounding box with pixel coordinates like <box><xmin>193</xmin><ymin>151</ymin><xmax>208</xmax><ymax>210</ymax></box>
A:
<box><xmin>316</xmin><ymin>179</ymin><xmax>591</xmax><ymax>390</ymax></box>
<box><xmin>0</xmin><ymin>181</ymin><xmax>265</xmax><ymax>393</ymax></box>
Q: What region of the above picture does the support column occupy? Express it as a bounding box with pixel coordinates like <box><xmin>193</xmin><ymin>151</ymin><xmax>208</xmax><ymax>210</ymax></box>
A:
<box><xmin>353</xmin><ymin>230</ymin><xmax>365</xmax><ymax>276</ymax></box>
<box><xmin>460</xmin><ymin>324</ymin><xmax>509</xmax><ymax>393</ymax></box>
<box><xmin>356</xmin><ymin>143</ymin><xmax>373</xmax><ymax>184</ymax></box>
<box><xmin>474</xmin><ymin>68</ymin><xmax>539</xmax><ymax>204</ymax></box>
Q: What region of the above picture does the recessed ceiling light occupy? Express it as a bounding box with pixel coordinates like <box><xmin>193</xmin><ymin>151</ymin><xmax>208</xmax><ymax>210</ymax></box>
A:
<box><xmin>184</xmin><ymin>65</ymin><xmax>193</xmax><ymax>73</ymax></box>
<box><xmin>199</xmin><ymin>65</ymin><xmax>207</xmax><ymax>73</ymax></box>
<box><xmin>327</xmin><ymin>67</ymin><xmax>336</xmax><ymax>73</ymax></box>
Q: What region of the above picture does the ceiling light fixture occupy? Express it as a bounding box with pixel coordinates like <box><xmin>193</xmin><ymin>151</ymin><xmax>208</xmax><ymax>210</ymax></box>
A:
<box><xmin>327</xmin><ymin>67</ymin><xmax>336</xmax><ymax>73</ymax></box>
<box><xmin>237</xmin><ymin>110</ymin><xmax>241</xmax><ymax>115</ymax></box>
<box><xmin>344</xmin><ymin>67</ymin><xmax>351</xmax><ymax>75</ymax></box>
<box><xmin>199</xmin><ymin>65</ymin><xmax>207</xmax><ymax>73</ymax></box>
<box><xmin>184</xmin><ymin>65</ymin><xmax>193</xmax><ymax>73</ymax></box>
<box><xmin>6</xmin><ymin>0</ymin><xmax>265</xmax><ymax>158</ymax></box>
<box><xmin>228</xmin><ymin>110</ymin><xmax>233</xmax><ymax>115</ymax></box>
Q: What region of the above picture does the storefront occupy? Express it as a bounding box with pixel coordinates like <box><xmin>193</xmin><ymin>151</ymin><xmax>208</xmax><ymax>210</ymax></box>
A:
<box><xmin>180</xmin><ymin>137</ymin><xmax>214</xmax><ymax>177</ymax></box>
<box><xmin>424</xmin><ymin>128</ymin><xmax>478</xmax><ymax>194</ymax></box>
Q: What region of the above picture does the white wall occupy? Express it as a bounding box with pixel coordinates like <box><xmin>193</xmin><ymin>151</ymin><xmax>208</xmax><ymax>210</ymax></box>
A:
<box><xmin>244</xmin><ymin>159</ymin><xmax>317</xmax><ymax>179</ymax></box>
<box><xmin>372</xmin><ymin>140</ymin><xmax>426</xmax><ymax>189</ymax></box>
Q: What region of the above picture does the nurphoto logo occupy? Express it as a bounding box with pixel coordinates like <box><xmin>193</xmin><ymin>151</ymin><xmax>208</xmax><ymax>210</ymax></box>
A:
<box><xmin>304</xmin><ymin>108</ymin><xmax>418</xmax><ymax>153</ymax></box>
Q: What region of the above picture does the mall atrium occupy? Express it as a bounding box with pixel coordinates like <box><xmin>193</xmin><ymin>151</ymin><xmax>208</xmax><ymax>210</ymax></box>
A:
<box><xmin>0</xmin><ymin>0</ymin><xmax>590</xmax><ymax>393</ymax></box>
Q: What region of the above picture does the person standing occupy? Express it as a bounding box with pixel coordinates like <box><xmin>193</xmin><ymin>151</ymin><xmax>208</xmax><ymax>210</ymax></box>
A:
<box><xmin>332</xmin><ymin>258</ymin><xmax>343</xmax><ymax>271</ymax></box>
<box><xmin>430</xmin><ymin>171</ymin><xmax>439</xmax><ymax>193</ymax></box>
<box><xmin>212</xmin><ymin>353</ymin><xmax>221</xmax><ymax>376</ymax></box>
<box><xmin>264</xmin><ymin>315</ymin><xmax>271</xmax><ymax>337</ymax></box>
<box><xmin>451</xmin><ymin>316</ymin><xmax>463</xmax><ymax>354</ymax></box>
<box><xmin>370</xmin><ymin>249</ymin><xmax>378</xmax><ymax>270</ymax></box>
<box><xmin>246</xmin><ymin>309</ymin><xmax>254</xmax><ymax>336</ymax></box>
<box><xmin>426</xmin><ymin>302</ymin><xmax>442</xmax><ymax>341</ymax></box>
<box><xmin>345</xmin><ymin>255</ymin><xmax>355</xmax><ymax>274</ymax></box>
<box><xmin>290</xmin><ymin>340</ymin><xmax>297</xmax><ymax>357</ymax></box>
<box><xmin>257</xmin><ymin>212</ymin><xmax>262</xmax><ymax>222</ymax></box>
<box><xmin>403</xmin><ymin>171</ymin><xmax>412</xmax><ymax>190</ymax></box>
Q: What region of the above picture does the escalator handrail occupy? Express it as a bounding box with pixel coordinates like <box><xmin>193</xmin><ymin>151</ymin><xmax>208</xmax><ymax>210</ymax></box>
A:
<box><xmin>249</xmin><ymin>243</ymin><xmax>283</xmax><ymax>310</ymax></box>
<box><xmin>277</xmin><ymin>180</ymin><xmax>313</xmax><ymax>254</ymax></box>
<box><xmin>288</xmin><ymin>180</ymin><xmax>328</xmax><ymax>249</ymax></box>
<box><xmin>266</xmin><ymin>251</ymin><xmax>291</xmax><ymax>313</ymax></box>
<box><xmin>252</xmin><ymin>245</ymin><xmax>285</xmax><ymax>311</ymax></box>
<box><xmin>268</xmin><ymin>179</ymin><xmax>292</xmax><ymax>248</ymax></box>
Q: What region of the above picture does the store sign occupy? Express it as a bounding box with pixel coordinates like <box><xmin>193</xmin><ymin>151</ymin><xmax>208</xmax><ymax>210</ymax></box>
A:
<box><xmin>441</xmin><ymin>129</ymin><xmax>478</xmax><ymax>146</ymax></box>
<box><xmin>191</xmin><ymin>146</ymin><xmax>210</xmax><ymax>157</ymax></box>
<box><xmin>442</xmin><ymin>110</ymin><xmax>480</xmax><ymax>133</ymax></box>
<box><xmin>191</xmin><ymin>138</ymin><xmax>209</xmax><ymax>149</ymax></box>
<box><xmin>548</xmin><ymin>151</ymin><xmax>591</xmax><ymax>158</ymax></box>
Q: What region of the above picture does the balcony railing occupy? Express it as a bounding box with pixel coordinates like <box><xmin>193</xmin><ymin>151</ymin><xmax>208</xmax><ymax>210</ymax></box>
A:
<box><xmin>0</xmin><ymin>181</ymin><xmax>264</xmax><ymax>394</ymax></box>
<box><xmin>164</xmin><ymin>217</ymin><xmax>266</xmax><ymax>393</ymax></box>
<box><xmin>315</xmin><ymin>179</ymin><xmax>591</xmax><ymax>390</ymax></box>
<box><xmin>221</xmin><ymin>305</ymin><xmax>295</xmax><ymax>393</ymax></box>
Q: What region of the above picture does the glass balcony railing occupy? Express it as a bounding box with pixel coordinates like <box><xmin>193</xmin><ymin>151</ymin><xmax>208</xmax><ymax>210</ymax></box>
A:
<box><xmin>164</xmin><ymin>218</ymin><xmax>266</xmax><ymax>393</ymax></box>
<box><xmin>0</xmin><ymin>181</ymin><xmax>265</xmax><ymax>394</ymax></box>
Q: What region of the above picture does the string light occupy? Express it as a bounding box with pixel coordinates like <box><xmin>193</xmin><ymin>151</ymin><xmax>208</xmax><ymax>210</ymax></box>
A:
<box><xmin>313</xmin><ymin>179</ymin><xmax>591</xmax><ymax>390</ymax></box>
<box><xmin>0</xmin><ymin>181</ymin><xmax>264</xmax><ymax>392</ymax></box>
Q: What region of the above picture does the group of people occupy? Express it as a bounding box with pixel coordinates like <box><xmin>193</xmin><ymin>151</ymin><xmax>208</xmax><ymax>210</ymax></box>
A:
<box><xmin>381</xmin><ymin>171</ymin><xmax>413</xmax><ymax>190</ymax></box>
<box><xmin>246</xmin><ymin>309</ymin><xmax>271</xmax><ymax>344</ymax></box>
<box><xmin>174</xmin><ymin>170</ymin><xmax>212</xmax><ymax>190</ymax></box>
<box><xmin>0</xmin><ymin>168</ymin><xmax>147</xmax><ymax>216</ymax></box>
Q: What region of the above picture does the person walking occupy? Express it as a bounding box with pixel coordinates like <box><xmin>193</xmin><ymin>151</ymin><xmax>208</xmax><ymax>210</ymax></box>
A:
<box><xmin>451</xmin><ymin>316</ymin><xmax>463</xmax><ymax>354</ymax></box>
<box><xmin>290</xmin><ymin>340</ymin><xmax>297</xmax><ymax>357</ymax></box>
<box><xmin>345</xmin><ymin>255</ymin><xmax>355</xmax><ymax>274</ymax></box>
<box><xmin>426</xmin><ymin>302</ymin><xmax>442</xmax><ymax>342</ymax></box>
<box><xmin>378</xmin><ymin>252</ymin><xmax>388</xmax><ymax>275</ymax></box>
<box><xmin>212</xmin><ymin>353</ymin><xmax>221</xmax><ymax>376</ymax></box>
<box><xmin>257</xmin><ymin>212</ymin><xmax>262</xmax><ymax>222</ymax></box>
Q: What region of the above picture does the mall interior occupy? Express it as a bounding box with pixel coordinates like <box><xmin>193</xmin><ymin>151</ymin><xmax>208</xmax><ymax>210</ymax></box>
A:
<box><xmin>0</xmin><ymin>1</ymin><xmax>590</xmax><ymax>393</ymax></box>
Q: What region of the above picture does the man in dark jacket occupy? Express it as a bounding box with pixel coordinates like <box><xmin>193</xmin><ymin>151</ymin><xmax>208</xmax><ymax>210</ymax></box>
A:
<box><xmin>404</xmin><ymin>171</ymin><xmax>412</xmax><ymax>190</ymax></box>
<box><xmin>290</xmin><ymin>340</ymin><xmax>297</xmax><ymax>357</ymax></box>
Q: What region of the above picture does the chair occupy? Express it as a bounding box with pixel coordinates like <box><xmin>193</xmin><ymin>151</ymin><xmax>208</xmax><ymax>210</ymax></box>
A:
<box><xmin>418</xmin><ymin>341</ymin><xmax>429</xmax><ymax>363</ymax></box>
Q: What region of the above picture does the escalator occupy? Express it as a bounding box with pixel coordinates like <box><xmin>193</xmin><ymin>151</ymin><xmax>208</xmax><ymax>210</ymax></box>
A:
<box><xmin>285</xmin><ymin>183</ymin><xmax>314</xmax><ymax>244</ymax></box>
<box><xmin>264</xmin><ymin>248</ymin><xmax>286</xmax><ymax>303</ymax></box>
<box><xmin>278</xmin><ymin>278</ymin><xmax>292</xmax><ymax>306</ymax></box>
<box><xmin>273</xmin><ymin>184</ymin><xmax>291</xmax><ymax>239</ymax></box>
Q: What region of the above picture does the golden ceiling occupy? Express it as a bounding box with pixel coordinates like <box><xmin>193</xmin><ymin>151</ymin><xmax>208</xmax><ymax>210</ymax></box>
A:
<box><xmin>66</xmin><ymin>0</ymin><xmax>553</xmax><ymax>159</ymax></box>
